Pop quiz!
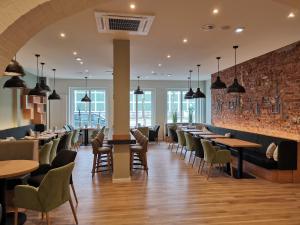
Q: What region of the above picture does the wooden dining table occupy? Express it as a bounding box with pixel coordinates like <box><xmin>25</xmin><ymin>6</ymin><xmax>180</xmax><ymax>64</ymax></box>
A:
<box><xmin>211</xmin><ymin>138</ymin><xmax>261</xmax><ymax>179</ymax></box>
<box><xmin>0</xmin><ymin>160</ymin><xmax>39</xmax><ymax>225</ymax></box>
<box><xmin>198</xmin><ymin>134</ymin><xmax>228</xmax><ymax>139</ymax></box>
<box><xmin>189</xmin><ymin>131</ymin><xmax>214</xmax><ymax>135</ymax></box>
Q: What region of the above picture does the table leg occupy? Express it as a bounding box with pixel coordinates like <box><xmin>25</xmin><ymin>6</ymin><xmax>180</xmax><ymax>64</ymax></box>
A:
<box><xmin>237</xmin><ymin>148</ymin><xmax>243</xmax><ymax>179</ymax></box>
<box><xmin>0</xmin><ymin>179</ymin><xmax>26</xmax><ymax>225</ymax></box>
<box><xmin>84</xmin><ymin>130</ymin><xmax>88</xmax><ymax>146</ymax></box>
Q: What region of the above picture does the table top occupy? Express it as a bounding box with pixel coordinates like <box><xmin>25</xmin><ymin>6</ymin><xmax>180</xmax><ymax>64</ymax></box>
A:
<box><xmin>211</xmin><ymin>138</ymin><xmax>262</xmax><ymax>148</ymax></box>
<box><xmin>199</xmin><ymin>134</ymin><xmax>228</xmax><ymax>139</ymax></box>
<box><xmin>23</xmin><ymin>132</ymin><xmax>57</xmax><ymax>141</ymax></box>
<box><xmin>107</xmin><ymin>132</ymin><xmax>136</xmax><ymax>145</ymax></box>
<box><xmin>0</xmin><ymin>160</ymin><xmax>39</xmax><ymax>179</ymax></box>
<box><xmin>182</xmin><ymin>129</ymin><xmax>202</xmax><ymax>132</ymax></box>
<box><xmin>190</xmin><ymin>131</ymin><xmax>214</xmax><ymax>135</ymax></box>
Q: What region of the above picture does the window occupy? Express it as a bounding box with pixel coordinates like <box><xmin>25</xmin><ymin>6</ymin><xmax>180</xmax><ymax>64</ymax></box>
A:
<box><xmin>130</xmin><ymin>90</ymin><xmax>154</xmax><ymax>127</ymax></box>
<box><xmin>70</xmin><ymin>88</ymin><xmax>107</xmax><ymax>128</ymax></box>
<box><xmin>167</xmin><ymin>90</ymin><xmax>203</xmax><ymax>123</ymax></box>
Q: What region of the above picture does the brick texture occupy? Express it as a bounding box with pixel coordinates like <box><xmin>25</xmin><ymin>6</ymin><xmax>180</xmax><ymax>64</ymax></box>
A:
<box><xmin>211</xmin><ymin>41</ymin><xmax>300</xmax><ymax>140</ymax></box>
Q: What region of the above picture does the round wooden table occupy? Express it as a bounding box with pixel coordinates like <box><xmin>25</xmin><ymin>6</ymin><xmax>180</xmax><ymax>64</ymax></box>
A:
<box><xmin>0</xmin><ymin>160</ymin><xmax>39</xmax><ymax>225</ymax></box>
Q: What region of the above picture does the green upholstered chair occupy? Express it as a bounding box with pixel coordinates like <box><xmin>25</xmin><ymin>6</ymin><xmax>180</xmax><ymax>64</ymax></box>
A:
<box><xmin>49</xmin><ymin>138</ymin><xmax>60</xmax><ymax>163</ymax></box>
<box><xmin>176</xmin><ymin>130</ymin><xmax>186</xmax><ymax>155</ymax></box>
<box><xmin>71</xmin><ymin>129</ymin><xmax>80</xmax><ymax>150</ymax></box>
<box><xmin>137</xmin><ymin>127</ymin><xmax>149</xmax><ymax>138</ymax></box>
<box><xmin>39</xmin><ymin>141</ymin><xmax>53</xmax><ymax>164</ymax></box>
<box><xmin>200</xmin><ymin>139</ymin><xmax>233</xmax><ymax>180</ymax></box>
<box><xmin>184</xmin><ymin>132</ymin><xmax>196</xmax><ymax>165</ymax></box>
<box><xmin>65</xmin><ymin>131</ymin><xmax>74</xmax><ymax>150</ymax></box>
<box><xmin>13</xmin><ymin>163</ymin><xmax>78</xmax><ymax>225</ymax></box>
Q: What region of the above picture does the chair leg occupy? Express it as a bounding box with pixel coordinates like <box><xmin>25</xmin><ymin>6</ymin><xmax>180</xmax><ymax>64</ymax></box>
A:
<box><xmin>92</xmin><ymin>154</ymin><xmax>97</xmax><ymax>177</ymax></box>
<box><xmin>171</xmin><ymin>143</ymin><xmax>174</xmax><ymax>151</ymax></box>
<box><xmin>180</xmin><ymin>146</ymin><xmax>184</xmax><ymax>156</ymax></box>
<box><xmin>14</xmin><ymin>208</ymin><xmax>18</xmax><ymax>225</ymax></box>
<box><xmin>176</xmin><ymin>144</ymin><xmax>179</xmax><ymax>153</ymax></box>
<box><xmin>188</xmin><ymin>151</ymin><xmax>192</xmax><ymax>163</ymax></box>
<box><xmin>230</xmin><ymin>161</ymin><xmax>234</xmax><ymax>178</ymax></box>
<box><xmin>41</xmin><ymin>212</ymin><xmax>44</xmax><ymax>220</ymax></box>
<box><xmin>71</xmin><ymin>183</ymin><xmax>79</xmax><ymax>205</ymax></box>
<box><xmin>198</xmin><ymin>158</ymin><xmax>203</xmax><ymax>174</ymax></box>
<box><xmin>200</xmin><ymin>161</ymin><xmax>206</xmax><ymax>175</ymax></box>
<box><xmin>207</xmin><ymin>163</ymin><xmax>213</xmax><ymax>180</ymax></box>
<box><xmin>183</xmin><ymin>149</ymin><xmax>187</xmax><ymax>160</ymax></box>
<box><xmin>192</xmin><ymin>154</ymin><xmax>196</xmax><ymax>167</ymax></box>
<box><xmin>46</xmin><ymin>212</ymin><xmax>50</xmax><ymax>225</ymax></box>
<box><xmin>69</xmin><ymin>198</ymin><xmax>79</xmax><ymax>224</ymax></box>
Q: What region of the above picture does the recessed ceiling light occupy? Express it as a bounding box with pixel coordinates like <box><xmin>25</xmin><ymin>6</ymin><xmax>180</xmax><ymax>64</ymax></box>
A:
<box><xmin>167</xmin><ymin>54</ymin><xmax>171</xmax><ymax>58</ymax></box>
<box><xmin>213</xmin><ymin>8</ymin><xmax>219</xmax><ymax>14</ymax></box>
<box><xmin>75</xmin><ymin>57</ymin><xmax>82</xmax><ymax>61</ymax></box>
<box><xmin>168</xmin><ymin>74</ymin><xmax>172</xmax><ymax>77</ymax></box>
<box><xmin>60</xmin><ymin>33</ymin><xmax>66</xmax><ymax>38</ymax></box>
<box><xmin>235</xmin><ymin>27</ymin><xmax>245</xmax><ymax>33</ymax></box>
<box><xmin>158</xmin><ymin>63</ymin><xmax>162</xmax><ymax>67</ymax></box>
<box><xmin>85</xmin><ymin>69</ymin><xmax>89</xmax><ymax>73</ymax></box>
<box><xmin>73</xmin><ymin>51</ymin><xmax>78</xmax><ymax>55</ymax></box>
<box><xmin>288</xmin><ymin>12</ymin><xmax>295</xmax><ymax>18</ymax></box>
<box><xmin>182</xmin><ymin>38</ymin><xmax>188</xmax><ymax>43</ymax></box>
<box><xmin>130</xmin><ymin>3</ymin><xmax>136</xmax><ymax>9</ymax></box>
<box><xmin>80</xmin><ymin>61</ymin><xmax>83</xmax><ymax>65</ymax></box>
<box><xmin>151</xmin><ymin>71</ymin><xmax>155</xmax><ymax>74</ymax></box>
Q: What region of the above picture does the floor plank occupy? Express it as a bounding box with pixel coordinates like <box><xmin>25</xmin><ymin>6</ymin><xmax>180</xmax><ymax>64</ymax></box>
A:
<box><xmin>24</xmin><ymin>142</ymin><xmax>300</xmax><ymax>225</ymax></box>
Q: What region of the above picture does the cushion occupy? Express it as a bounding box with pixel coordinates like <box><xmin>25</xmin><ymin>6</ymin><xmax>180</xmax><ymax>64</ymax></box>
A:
<box><xmin>266</xmin><ymin>143</ymin><xmax>277</xmax><ymax>159</ymax></box>
<box><xmin>225</xmin><ymin>133</ymin><xmax>231</xmax><ymax>138</ymax></box>
<box><xmin>273</xmin><ymin>146</ymin><xmax>279</xmax><ymax>161</ymax></box>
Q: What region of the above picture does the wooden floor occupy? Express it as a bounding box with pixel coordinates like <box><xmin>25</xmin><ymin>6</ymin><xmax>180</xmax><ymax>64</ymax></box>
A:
<box><xmin>24</xmin><ymin>142</ymin><xmax>300</xmax><ymax>225</ymax></box>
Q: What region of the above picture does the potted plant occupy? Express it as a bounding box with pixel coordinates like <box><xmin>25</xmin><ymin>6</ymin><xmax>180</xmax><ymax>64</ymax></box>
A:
<box><xmin>188</xmin><ymin>107</ymin><xmax>194</xmax><ymax>124</ymax></box>
<box><xmin>172</xmin><ymin>111</ymin><xmax>177</xmax><ymax>123</ymax></box>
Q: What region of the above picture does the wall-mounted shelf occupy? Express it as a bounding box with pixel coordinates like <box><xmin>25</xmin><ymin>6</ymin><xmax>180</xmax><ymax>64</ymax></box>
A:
<box><xmin>21</xmin><ymin>95</ymin><xmax>47</xmax><ymax>124</ymax></box>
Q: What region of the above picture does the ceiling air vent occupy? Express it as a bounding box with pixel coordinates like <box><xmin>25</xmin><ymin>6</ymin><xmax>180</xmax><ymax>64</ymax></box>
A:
<box><xmin>95</xmin><ymin>12</ymin><xmax>155</xmax><ymax>35</ymax></box>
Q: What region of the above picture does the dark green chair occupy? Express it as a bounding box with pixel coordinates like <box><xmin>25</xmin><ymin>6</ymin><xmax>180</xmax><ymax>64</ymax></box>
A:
<box><xmin>176</xmin><ymin>130</ymin><xmax>186</xmax><ymax>155</ymax></box>
<box><xmin>200</xmin><ymin>139</ymin><xmax>233</xmax><ymax>180</ymax></box>
<box><xmin>39</xmin><ymin>141</ymin><xmax>53</xmax><ymax>165</ymax></box>
<box><xmin>184</xmin><ymin>132</ymin><xmax>196</xmax><ymax>165</ymax></box>
<box><xmin>13</xmin><ymin>163</ymin><xmax>78</xmax><ymax>225</ymax></box>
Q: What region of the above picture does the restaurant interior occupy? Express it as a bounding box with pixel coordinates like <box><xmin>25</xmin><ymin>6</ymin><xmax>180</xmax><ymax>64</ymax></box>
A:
<box><xmin>0</xmin><ymin>0</ymin><xmax>300</xmax><ymax>224</ymax></box>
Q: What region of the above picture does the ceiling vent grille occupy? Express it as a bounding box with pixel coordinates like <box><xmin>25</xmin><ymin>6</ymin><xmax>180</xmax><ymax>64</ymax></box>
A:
<box><xmin>95</xmin><ymin>12</ymin><xmax>155</xmax><ymax>35</ymax></box>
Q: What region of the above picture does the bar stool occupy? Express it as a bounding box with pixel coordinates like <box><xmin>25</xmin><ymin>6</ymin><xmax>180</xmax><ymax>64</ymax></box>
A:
<box><xmin>130</xmin><ymin>131</ymin><xmax>148</xmax><ymax>174</ymax></box>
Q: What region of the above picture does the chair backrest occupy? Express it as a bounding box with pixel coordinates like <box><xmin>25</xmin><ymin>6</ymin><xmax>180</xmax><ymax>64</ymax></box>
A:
<box><xmin>137</xmin><ymin>127</ymin><xmax>149</xmax><ymax>138</ymax></box>
<box><xmin>154</xmin><ymin>125</ymin><xmax>160</xmax><ymax>133</ymax></box>
<box><xmin>176</xmin><ymin>130</ymin><xmax>186</xmax><ymax>146</ymax></box>
<box><xmin>184</xmin><ymin>132</ymin><xmax>195</xmax><ymax>151</ymax></box>
<box><xmin>49</xmin><ymin>138</ymin><xmax>60</xmax><ymax>163</ymax></box>
<box><xmin>71</xmin><ymin>129</ymin><xmax>79</xmax><ymax>145</ymax></box>
<box><xmin>0</xmin><ymin>140</ymin><xmax>39</xmax><ymax>161</ymax></box>
<box><xmin>201</xmin><ymin>139</ymin><xmax>217</xmax><ymax>163</ymax></box>
<box><xmin>65</xmin><ymin>131</ymin><xmax>74</xmax><ymax>150</ymax></box>
<box><xmin>169</xmin><ymin>127</ymin><xmax>178</xmax><ymax>142</ymax></box>
<box><xmin>56</xmin><ymin>133</ymin><xmax>68</xmax><ymax>153</ymax></box>
<box><xmin>39</xmin><ymin>141</ymin><xmax>53</xmax><ymax>164</ymax></box>
<box><xmin>51</xmin><ymin>150</ymin><xmax>77</xmax><ymax>169</ymax></box>
<box><xmin>38</xmin><ymin>162</ymin><xmax>75</xmax><ymax>212</ymax></box>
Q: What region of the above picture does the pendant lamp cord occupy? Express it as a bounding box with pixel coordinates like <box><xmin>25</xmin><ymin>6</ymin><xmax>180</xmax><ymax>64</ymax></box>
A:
<box><xmin>41</xmin><ymin>63</ymin><xmax>45</xmax><ymax>78</ymax></box>
<box><xmin>189</xmin><ymin>70</ymin><xmax>192</xmax><ymax>89</ymax></box>
<box><xmin>217</xmin><ymin>57</ymin><xmax>220</xmax><ymax>76</ymax></box>
<box><xmin>197</xmin><ymin>65</ymin><xmax>200</xmax><ymax>88</ymax></box>
<box><xmin>233</xmin><ymin>46</ymin><xmax>238</xmax><ymax>79</ymax></box>
<box><xmin>53</xmin><ymin>69</ymin><xmax>56</xmax><ymax>89</ymax></box>
<box><xmin>137</xmin><ymin>76</ymin><xmax>140</xmax><ymax>87</ymax></box>
<box><xmin>85</xmin><ymin>77</ymin><xmax>88</xmax><ymax>94</ymax></box>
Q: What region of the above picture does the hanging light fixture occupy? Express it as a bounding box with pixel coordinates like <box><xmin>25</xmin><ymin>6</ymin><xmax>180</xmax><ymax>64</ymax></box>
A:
<box><xmin>227</xmin><ymin>46</ymin><xmax>246</xmax><ymax>93</ymax></box>
<box><xmin>28</xmin><ymin>54</ymin><xmax>45</xmax><ymax>96</ymax></box>
<box><xmin>4</xmin><ymin>56</ymin><xmax>25</xmax><ymax>76</ymax></box>
<box><xmin>81</xmin><ymin>76</ymin><xmax>91</xmax><ymax>102</ymax></box>
<box><xmin>48</xmin><ymin>69</ymin><xmax>60</xmax><ymax>100</ymax></box>
<box><xmin>211</xmin><ymin>57</ymin><xmax>227</xmax><ymax>89</ymax></box>
<box><xmin>184</xmin><ymin>70</ymin><xmax>194</xmax><ymax>99</ymax></box>
<box><xmin>193</xmin><ymin>64</ymin><xmax>206</xmax><ymax>98</ymax></box>
<box><xmin>134</xmin><ymin>76</ymin><xmax>144</xmax><ymax>95</ymax></box>
<box><xmin>3</xmin><ymin>55</ymin><xmax>27</xmax><ymax>89</ymax></box>
<box><xmin>40</xmin><ymin>62</ymin><xmax>51</xmax><ymax>92</ymax></box>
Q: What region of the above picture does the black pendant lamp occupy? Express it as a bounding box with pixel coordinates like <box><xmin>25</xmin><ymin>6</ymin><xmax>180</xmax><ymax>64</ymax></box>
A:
<box><xmin>211</xmin><ymin>57</ymin><xmax>227</xmax><ymax>89</ymax></box>
<box><xmin>28</xmin><ymin>54</ymin><xmax>45</xmax><ymax>96</ymax></box>
<box><xmin>4</xmin><ymin>56</ymin><xmax>25</xmax><ymax>76</ymax></box>
<box><xmin>48</xmin><ymin>69</ymin><xmax>60</xmax><ymax>100</ymax></box>
<box><xmin>40</xmin><ymin>62</ymin><xmax>51</xmax><ymax>92</ymax></box>
<box><xmin>134</xmin><ymin>76</ymin><xmax>144</xmax><ymax>95</ymax></box>
<box><xmin>184</xmin><ymin>70</ymin><xmax>194</xmax><ymax>99</ymax></box>
<box><xmin>193</xmin><ymin>64</ymin><xmax>206</xmax><ymax>98</ymax></box>
<box><xmin>81</xmin><ymin>76</ymin><xmax>91</xmax><ymax>102</ymax></box>
<box><xmin>227</xmin><ymin>46</ymin><xmax>246</xmax><ymax>93</ymax></box>
<box><xmin>3</xmin><ymin>55</ymin><xmax>27</xmax><ymax>89</ymax></box>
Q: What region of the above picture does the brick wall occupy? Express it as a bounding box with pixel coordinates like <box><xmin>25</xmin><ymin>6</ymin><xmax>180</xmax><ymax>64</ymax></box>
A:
<box><xmin>211</xmin><ymin>41</ymin><xmax>300</xmax><ymax>140</ymax></box>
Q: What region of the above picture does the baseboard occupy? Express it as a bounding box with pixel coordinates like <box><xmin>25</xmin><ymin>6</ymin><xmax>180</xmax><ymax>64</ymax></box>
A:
<box><xmin>112</xmin><ymin>177</ymin><xmax>131</xmax><ymax>183</ymax></box>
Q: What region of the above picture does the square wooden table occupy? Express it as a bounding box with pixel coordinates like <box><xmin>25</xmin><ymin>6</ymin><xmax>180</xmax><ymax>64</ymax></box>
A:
<box><xmin>211</xmin><ymin>138</ymin><xmax>261</xmax><ymax>179</ymax></box>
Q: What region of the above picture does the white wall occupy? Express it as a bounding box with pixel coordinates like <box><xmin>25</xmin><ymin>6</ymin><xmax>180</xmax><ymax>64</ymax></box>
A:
<box><xmin>49</xmin><ymin>78</ymin><xmax>211</xmax><ymax>138</ymax></box>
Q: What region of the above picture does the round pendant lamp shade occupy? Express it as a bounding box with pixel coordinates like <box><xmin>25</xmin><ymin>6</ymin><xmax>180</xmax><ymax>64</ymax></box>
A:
<box><xmin>184</xmin><ymin>70</ymin><xmax>194</xmax><ymax>99</ymax></box>
<box><xmin>4</xmin><ymin>59</ymin><xmax>25</xmax><ymax>76</ymax></box>
<box><xmin>211</xmin><ymin>57</ymin><xmax>227</xmax><ymax>89</ymax></box>
<box><xmin>28</xmin><ymin>54</ymin><xmax>45</xmax><ymax>96</ymax></box>
<box><xmin>40</xmin><ymin>62</ymin><xmax>51</xmax><ymax>92</ymax></box>
<box><xmin>81</xmin><ymin>76</ymin><xmax>91</xmax><ymax>102</ymax></box>
<box><xmin>227</xmin><ymin>46</ymin><xmax>246</xmax><ymax>94</ymax></box>
<box><xmin>193</xmin><ymin>64</ymin><xmax>206</xmax><ymax>98</ymax></box>
<box><xmin>134</xmin><ymin>76</ymin><xmax>144</xmax><ymax>95</ymax></box>
<box><xmin>48</xmin><ymin>69</ymin><xmax>60</xmax><ymax>100</ymax></box>
<box><xmin>3</xmin><ymin>76</ymin><xmax>27</xmax><ymax>89</ymax></box>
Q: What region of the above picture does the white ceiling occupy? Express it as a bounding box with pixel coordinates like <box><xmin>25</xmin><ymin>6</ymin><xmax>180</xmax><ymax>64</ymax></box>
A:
<box><xmin>17</xmin><ymin>0</ymin><xmax>300</xmax><ymax>80</ymax></box>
